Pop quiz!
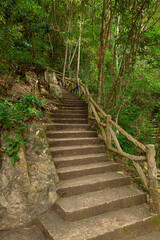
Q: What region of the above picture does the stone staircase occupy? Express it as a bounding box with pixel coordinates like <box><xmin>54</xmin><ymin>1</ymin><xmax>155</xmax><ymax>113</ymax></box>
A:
<box><xmin>38</xmin><ymin>88</ymin><xmax>160</xmax><ymax>240</ymax></box>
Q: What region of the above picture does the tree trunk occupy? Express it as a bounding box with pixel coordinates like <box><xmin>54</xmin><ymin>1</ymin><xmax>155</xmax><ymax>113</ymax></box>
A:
<box><xmin>68</xmin><ymin>41</ymin><xmax>78</xmax><ymax>77</ymax></box>
<box><xmin>62</xmin><ymin>41</ymin><xmax>68</xmax><ymax>85</ymax></box>
<box><xmin>77</xmin><ymin>15</ymin><xmax>81</xmax><ymax>97</ymax></box>
<box><xmin>48</xmin><ymin>33</ymin><xmax>54</xmax><ymax>58</ymax></box>
<box><xmin>115</xmin><ymin>15</ymin><xmax>120</xmax><ymax>72</ymax></box>
<box><xmin>31</xmin><ymin>31</ymin><xmax>35</xmax><ymax>59</ymax></box>
<box><xmin>97</xmin><ymin>0</ymin><xmax>106</xmax><ymax>106</ymax></box>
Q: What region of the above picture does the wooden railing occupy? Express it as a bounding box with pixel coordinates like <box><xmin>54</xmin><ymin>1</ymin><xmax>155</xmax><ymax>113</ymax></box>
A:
<box><xmin>55</xmin><ymin>72</ymin><xmax>160</xmax><ymax>214</ymax></box>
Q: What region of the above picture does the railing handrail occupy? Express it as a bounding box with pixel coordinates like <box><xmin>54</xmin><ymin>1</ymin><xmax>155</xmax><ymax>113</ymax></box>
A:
<box><xmin>56</xmin><ymin>73</ymin><xmax>160</xmax><ymax>214</ymax></box>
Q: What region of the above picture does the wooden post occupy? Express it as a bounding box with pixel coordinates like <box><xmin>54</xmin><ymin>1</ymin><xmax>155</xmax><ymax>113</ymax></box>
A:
<box><xmin>85</xmin><ymin>86</ymin><xmax>89</xmax><ymax>103</ymax></box>
<box><xmin>85</xmin><ymin>86</ymin><xmax>92</xmax><ymax>120</ymax></box>
<box><xmin>146</xmin><ymin>144</ymin><xmax>160</xmax><ymax>214</ymax></box>
<box><xmin>106</xmin><ymin>115</ymin><xmax>112</xmax><ymax>159</ymax></box>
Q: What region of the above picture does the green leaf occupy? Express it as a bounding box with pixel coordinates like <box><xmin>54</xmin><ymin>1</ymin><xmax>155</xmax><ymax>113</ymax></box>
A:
<box><xmin>13</xmin><ymin>155</ymin><xmax>20</xmax><ymax>161</ymax></box>
<box><xmin>11</xmin><ymin>157</ymin><xmax>15</xmax><ymax>166</ymax></box>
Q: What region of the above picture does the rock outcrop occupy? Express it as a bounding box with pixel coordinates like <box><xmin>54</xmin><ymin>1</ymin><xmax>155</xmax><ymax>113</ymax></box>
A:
<box><xmin>0</xmin><ymin>122</ymin><xmax>59</xmax><ymax>230</ymax></box>
<box><xmin>25</xmin><ymin>70</ymin><xmax>62</xmax><ymax>98</ymax></box>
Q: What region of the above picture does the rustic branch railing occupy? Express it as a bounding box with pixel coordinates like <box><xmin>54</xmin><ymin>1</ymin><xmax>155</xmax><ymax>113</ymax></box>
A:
<box><xmin>58</xmin><ymin>75</ymin><xmax>160</xmax><ymax>214</ymax></box>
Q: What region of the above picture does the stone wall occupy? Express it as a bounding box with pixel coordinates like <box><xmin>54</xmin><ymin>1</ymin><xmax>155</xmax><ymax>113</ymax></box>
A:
<box><xmin>0</xmin><ymin>123</ymin><xmax>59</xmax><ymax>230</ymax></box>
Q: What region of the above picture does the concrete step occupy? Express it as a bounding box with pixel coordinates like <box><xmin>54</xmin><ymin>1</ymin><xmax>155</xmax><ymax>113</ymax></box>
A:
<box><xmin>61</xmin><ymin>96</ymin><xmax>79</xmax><ymax>100</ymax></box>
<box><xmin>59</xmin><ymin>104</ymin><xmax>87</xmax><ymax>107</ymax></box>
<box><xmin>51</xmin><ymin>113</ymin><xmax>88</xmax><ymax>119</ymax></box>
<box><xmin>51</xmin><ymin>144</ymin><xmax>106</xmax><ymax>157</ymax></box>
<box><xmin>59</xmin><ymin>103</ymin><xmax>87</xmax><ymax>107</ymax></box>
<box><xmin>58</xmin><ymin>106</ymin><xmax>88</xmax><ymax>111</ymax></box>
<box><xmin>62</xmin><ymin>100</ymin><xmax>86</xmax><ymax>104</ymax></box>
<box><xmin>51</xmin><ymin>118</ymin><xmax>88</xmax><ymax>124</ymax></box>
<box><xmin>0</xmin><ymin>225</ymin><xmax>46</xmax><ymax>240</ymax></box>
<box><xmin>61</xmin><ymin>93</ymin><xmax>77</xmax><ymax>97</ymax></box>
<box><xmin>46</xmin><ymin>123</ymin><xmax>90</xmax><ymax>131</ymax></box>
<box><xmin>57</xmin><ymin>172</ymin><xmax>131</xmax><ymax>197</ymax></box>
<box><xmin>62</xmin><ymin>99</ymin><xmax>82</xmax><ymax>102</ymax></box>
<box><xmin>57</xmin><ymin>161</ymin><xmax>120</xmax><ymax>180</ymax></box>
<box><xmin>50</xmin><ymin>109</ymin><xmax>88</xmax><ymax>115</ymax></box>
<box><xmin>48</xmin><ymin>137</ymin><xmax>102</xmax><ymax>147</ymax></box>
<box><xmin>54</xmin><ymin>185</ymin><xmax>146</xmax><ymax>221</ymax></box>
<box><xmin>38</xmin><ymin>204</ymin><xmax>158</xmax><ymax>240</ymax></box>
<box><xmin>46</xmin><ymin>130</ymin><xmax>97</xmax><ymax>139</ymax></box>
<box><xmin>54</xmin><ymin>153</ymin><xmax>107</xmax><ymax>168</ymax></box>
<box><xmin>131</xmin><ymin>231</ymin><xmax>160</xmax><ymax>240</ymax></box>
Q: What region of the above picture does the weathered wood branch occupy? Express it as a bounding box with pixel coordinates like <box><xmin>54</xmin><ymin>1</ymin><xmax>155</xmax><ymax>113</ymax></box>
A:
<box><xmin>60</xmin><ymin>71</ymin><xmax>160</xmax><ymax>214</ymax></box>
<box><xmin>109</xmin><ymin>146</ymin><xmax>146</xmax><ymax>162</ymax></box>
<box><xmin>110</xmin><ymin>120</ymin><xmax>146</xmax><ymax>152</ymax></box>
<box><xmin>90</xmin><ymin>97</ymin><xmax>107</xmax><ymax>118</ymax></box>
<box><xmin>133</xmin><ymin>161</ymin><xmax>148</xmax><ymax>189</ymax></box>
<box><xmin>90</xmin><ymin>103</ymin><xmax>107</xmax><ymax>144</ymax></box>
<box><xmin>99</xmin><ymin>122</ymin><xmax>106</xmax><ymax>127</ymax></box>
<box><xmin>146</xmin><ymin>144</ymin><xmax>160</xmax><ymax>213</ymax></box>
<box><xmin>90</xmin><ymin>102</ymin><xmax>101</xmax><ymax>125</ymax></box>
<box><xmin>110</xmin><ymin>128</ymin><xmax>122</xmax><ymax>152</ymax></box>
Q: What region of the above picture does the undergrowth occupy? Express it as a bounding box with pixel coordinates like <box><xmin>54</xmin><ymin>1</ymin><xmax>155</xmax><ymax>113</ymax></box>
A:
<box><xmin>0</xmin><ymin>94</ymin><xmax>44</xmax><ymax>165</ymax></box>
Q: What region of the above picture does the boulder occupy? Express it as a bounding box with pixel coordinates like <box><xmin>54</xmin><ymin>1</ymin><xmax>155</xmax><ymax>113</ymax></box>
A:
<box><xmin>25</xmin><ymin>71</ymin><xmax>39</xmax><ymax>94</ymax></box>
<box><xmin>0</xmin><ymin>123</ymin><xmax>59</xmax><ymax>230</ymax></box>
<box><xmin>10</xmin><ymin>82</ymin><xmax>31</xmax><ymax>97</ymax></box>
<box><xmin>44</xmin><ymin>71</ymin><xmax>62</xmax><ymax>98</ymax></box>
<box><xmin>25</xmin><ymin>70</ymin><xmax>62</xmax><ymax>99</ymax></box>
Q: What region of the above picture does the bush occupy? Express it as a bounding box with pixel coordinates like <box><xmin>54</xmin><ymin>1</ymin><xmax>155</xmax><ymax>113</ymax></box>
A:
<box><xmin>0</xmin><ymin>94</ymin><xmax>44</xmax><ymax>165</ymax></box>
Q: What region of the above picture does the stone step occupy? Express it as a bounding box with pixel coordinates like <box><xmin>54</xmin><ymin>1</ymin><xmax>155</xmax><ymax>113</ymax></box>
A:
<box><xmin>51</xmin><ymin>144</ymin><xmax>106</xmax><ymax>157</ymax></box>
<box><xmin>48</xmin><ymin>137</ymin><xmax>102</xmax><ymax>147</ymax></box>
<box><xmin>59</xmin><ymin>103</ymin><xmax>87</xmax><ymax>107</ymax></box>
<box><xmin>58</xmin><ymin>105</ymin><xmax>87</xmax><ymax>109</ymax></box>
<box><xmin>38</xmin><ymin>204</ymin><xmax>158</xmax><ymax>240</ymax></box>
<box><xmin>51</xmin><ymin>118</ymin><xmax>88</xmax><ymax>124</ymax></box>
<box><xmin>41</xmin><ymin>87</ymin><xmax>157</xmax><ymax>240</ymax></box>
<box><xmin>61</xmin><ymin>93</ymin><xmax>77</xmax><ymax>97</ymax></box>
<box><xmin>46</xmin><ymin>130</ymin><xmax>97</xmax><ymax>139</ymax></box>
<box><xmin>57</xmin><ymin>172</ymin><xmax>131</xmax><ymax>197</ymax></box>
<box><xmin>62</xmin><ymin>100</ymin><xmax>86</xmax><ymax>104</ymax></box>
<box><xmin>61</xmin><ymin>99</ymin><xmax>82</xmax><ymax>102</ymax></box>
<box><xmin>62</xmin><ymin>91</ymin><xmax>77</xmax><ymax>95</ymax></box>
<box><xmin>50</xmin><ymin>109</ymin><xmax>88</xmax><ymax>115</ymax></box>
<box><xmin>54</xmin><ymin>153</ymin><xmax>107</xmax><ymax>168</ymax></box>
<box><xmin>0</xmin><ymin>225</ymin><xmax>47</xmax><ymax>240</ymax></box>
<box><xmin>46</xmin><ymin>123</ymin><xmax>90</xmax><ymax>131</ymax></box>
<box><xmin>58</xmin><ymin>106</ymin><xmax>88</xmax><ymax>111</ymax></box>
<box><xmin>54</xmin><ymin>185</ymin><xmax>146</xmax><ymax>221</ymax></box>
<box><xmin>51</xmin><ymin>113</ymin><xmax>88</xmax><ymax>119</ymax></box>
<box><xmin>131</xmin><ymin>231</ymin><xmax>160</xmax><ymax>240</ymax></box>
<box><xmin>61</xmin><ymin>96</ymin><xmax>79</xmax><ymax>100</ymax></box>
<box><xmin>57</xmin><ymin>162</ymin><xmax>119</xmax><ymax>180</ymax></box>
<box><xmin>61</xmin><ymin>90</ymin><xmax>76</xmax><ymax>94</ymax></box>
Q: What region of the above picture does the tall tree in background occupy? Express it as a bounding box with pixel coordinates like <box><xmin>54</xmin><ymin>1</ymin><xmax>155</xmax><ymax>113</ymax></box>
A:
<box><xmin>97</xmin><ymin>0</ymin><xmax>116</xmax><ymax>106</ymax></box>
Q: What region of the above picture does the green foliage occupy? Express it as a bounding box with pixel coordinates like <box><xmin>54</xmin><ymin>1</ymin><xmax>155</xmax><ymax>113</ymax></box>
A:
<box><xmin>0</xmin><ymin>0</ymin><xmax>159</xmax><ymax>166</ymax></box>
<box><xmin>14</xmin><ymin>94</ymin><xmax>45</xmax><ymax>120</ymax></box>
<box><xmin>0</xmin><ymin>94</ymin><xmax>44</xmax><ymax>131</ymax></box>
<box><xmin>5</xmin><ymin>134</ymin><xmax>26</xmax><ymax>166</ymax></box>
<box><xmin>0</xmin><ymin>100</ymin><xmax>26</xmax><ymax>130</ymax></box>
<box><xmin>155</xmin><ymin>99</ymin><xmax>160</xmax><ymax>124</ymax></box>
<box><xmin>117</xmin><ymin>133</ymin><xmax>139</xmax><ymax>155</ymax></box>
<box><xmin>0</xmin><ymin>94</ymin><xmax>44</xmax><ymax>165</ymax></box>
<box><xmin>0</xmin><ymin>0</ymin><xmax>50</xmax><ymax>74</ymax></box>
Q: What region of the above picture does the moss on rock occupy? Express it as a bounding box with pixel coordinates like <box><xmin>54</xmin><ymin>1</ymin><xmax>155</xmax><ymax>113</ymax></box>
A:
<box><xmin>0</xmin><ymin>123</ymin><xmax>59</xmax><ymax>230</ymax></box>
